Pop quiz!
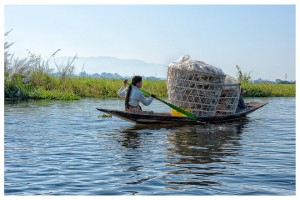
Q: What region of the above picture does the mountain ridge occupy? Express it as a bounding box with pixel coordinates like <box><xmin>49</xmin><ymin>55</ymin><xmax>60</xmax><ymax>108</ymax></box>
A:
<box><xmin>54</xmin><ymin>56</ymin><xmax>168</xmax><ymax>78</ymax></box>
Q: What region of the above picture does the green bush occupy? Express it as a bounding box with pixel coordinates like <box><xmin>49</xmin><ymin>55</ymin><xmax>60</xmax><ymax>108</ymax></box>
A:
<box><xmin>29</xmin><ymin>87</ymin><xmax>80</xmax><ymax>100</ymax></box>
<box><xmin>4</xmin><ymin>74</ymin><xmax>32</xmax><ymax>99</ymax></box>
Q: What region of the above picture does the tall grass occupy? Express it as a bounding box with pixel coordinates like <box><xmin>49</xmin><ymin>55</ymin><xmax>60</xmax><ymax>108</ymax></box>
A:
<box><xmin>62</xmin><ymin>78</ymin><xmax>167</xmax><ymax>98</ymax></box>
<box><xmin>4</xmin><ymin>30</ymin><xmax>79</xmax><ymax>100</ymax></box>
<box><xmin>242</xmin><ymin>82</ymin><xmax>295</xmax><ymax>97</ymax></box>
<box><xmin>5</xmin><ymin>74</ymin><xmax>295</xmax><ymax>100</ymax></box>
<box><xmin>235</xmin><ymin>64</ymin><xmax>295</xmax><ymax>97</ymax></box>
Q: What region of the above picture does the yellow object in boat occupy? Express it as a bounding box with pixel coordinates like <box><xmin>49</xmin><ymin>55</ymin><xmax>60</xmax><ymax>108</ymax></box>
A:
<box><xmin>171</xmin><ymin>107</ymin><xmax>191</xmax><ymax>117</ymax></box>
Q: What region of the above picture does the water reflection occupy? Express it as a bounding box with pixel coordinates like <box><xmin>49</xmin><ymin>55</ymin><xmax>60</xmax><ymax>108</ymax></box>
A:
<box><xmin>166</xmin><ymin>120</ymin><xmax>246</xmax><ymax>164</ymax></box>
<box><xmin>164</xmin><ymin>120</ymin><xmax>248</xmax><ymax>188</ymax></box>
<box><xmin>118</xmin><ymin>131</ymin><xmax>141</xmax><ymax>149</ymax></box>
<box><xmin>118</xmin><ymin>119</ymin><xmax>249</xmax><ymax>189</ymax></box>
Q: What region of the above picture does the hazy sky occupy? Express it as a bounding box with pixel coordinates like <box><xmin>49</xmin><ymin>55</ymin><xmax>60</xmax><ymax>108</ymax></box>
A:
<box><xmin>4</xmin><ymin>4</ymin><xmax>296</xmax><ymax>81</ymax></box>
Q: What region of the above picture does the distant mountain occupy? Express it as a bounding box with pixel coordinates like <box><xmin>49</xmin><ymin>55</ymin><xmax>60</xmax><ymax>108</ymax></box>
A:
<box><xmin>52</xmin><ymin>56</ymin><xmax>168</xmax><ymax>79</ymax></box>
<box><xmin>75</xmin><ymin>71</ymin><xmax>164</xmax><ymax>81</ymax></box>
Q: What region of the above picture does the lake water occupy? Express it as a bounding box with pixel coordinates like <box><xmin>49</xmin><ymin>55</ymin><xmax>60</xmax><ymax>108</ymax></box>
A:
<box><xmin>4</xmin><ymin>97</ymin><xmax>295</xmax><ymax>195</ymax></box>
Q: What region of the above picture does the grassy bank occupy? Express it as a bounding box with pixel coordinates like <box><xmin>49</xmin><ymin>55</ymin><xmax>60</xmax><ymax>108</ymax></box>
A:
<box><xmin>4</xmin><ymin>74</ymin><xmax>295</xmax><ymax>100</ymax></box>
<box><xmin>241</xmin><ymin>82</ymin><xmax>295</xmax><ymax>97</ymax></box>
<box><xmin>4</xmin><ymin>73</ymin><xmax>167</xmax><ymax>100</ymax></box>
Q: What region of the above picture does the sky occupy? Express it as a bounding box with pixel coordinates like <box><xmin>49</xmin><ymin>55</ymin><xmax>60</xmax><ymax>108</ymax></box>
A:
<box><xmin>3</xmin><ymin>3</ymin><xmax>296</xmax><ymax>81</ymax></box>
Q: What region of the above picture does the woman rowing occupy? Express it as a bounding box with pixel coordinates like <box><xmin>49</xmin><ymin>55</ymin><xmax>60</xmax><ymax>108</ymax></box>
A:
<box><xmin>118</xmin><ymin>76</ymin><xmax>155</xmax><ymax>112</ymax></box>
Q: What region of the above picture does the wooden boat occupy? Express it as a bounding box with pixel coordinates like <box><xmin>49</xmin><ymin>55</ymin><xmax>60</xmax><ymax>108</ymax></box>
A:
<box><xmin>97</xmin><ymin>101</ymin><xmax>268</xmax><ymax>124</ymax></box>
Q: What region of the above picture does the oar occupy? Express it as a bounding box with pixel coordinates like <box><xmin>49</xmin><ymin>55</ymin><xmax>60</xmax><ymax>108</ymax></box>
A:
<box><xmin>138</xmin><ymin>87</ymin><xmax>199</xmax><ymax>121</ymax></box>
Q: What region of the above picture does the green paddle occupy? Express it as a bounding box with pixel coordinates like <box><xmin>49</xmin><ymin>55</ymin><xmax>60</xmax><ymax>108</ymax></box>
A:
<box><xmin>138</xmin><ymin>87</ymin><xmax>199</xmax><ymax>121</ymax></box>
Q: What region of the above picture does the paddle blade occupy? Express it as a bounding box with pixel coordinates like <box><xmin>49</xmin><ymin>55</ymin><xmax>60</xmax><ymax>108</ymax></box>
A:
<box><xmin>167</xmin><ymin>103</ymin><xmax>199</xmax><ymax>121</ymax></box>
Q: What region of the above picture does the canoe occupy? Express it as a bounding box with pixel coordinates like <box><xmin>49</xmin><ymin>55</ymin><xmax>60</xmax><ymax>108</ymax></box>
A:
<box><xmin>96</xmin><ymin>101</ymin><xmax>268</xmax><ymax>124</ymax></box>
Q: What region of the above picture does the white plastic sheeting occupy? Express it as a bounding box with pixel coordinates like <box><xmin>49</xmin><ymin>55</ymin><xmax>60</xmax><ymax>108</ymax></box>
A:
<box><xmin>168</xmin><ymin>54</ymin><xmax>225</xmax><ymax>76</ymax></box>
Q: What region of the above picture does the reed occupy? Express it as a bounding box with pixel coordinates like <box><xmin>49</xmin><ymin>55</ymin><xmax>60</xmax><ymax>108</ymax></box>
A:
<box><xmin>5</xmin><ymin>30</ymin><xmax>80</xmax><ymax>100</ymax></box>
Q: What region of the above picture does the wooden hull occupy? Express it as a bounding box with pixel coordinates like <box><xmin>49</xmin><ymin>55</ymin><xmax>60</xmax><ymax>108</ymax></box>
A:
<box><xmin>97</xmin><ymin>102</ymin><xmax>268</xmax><ymax>124</ymax></box>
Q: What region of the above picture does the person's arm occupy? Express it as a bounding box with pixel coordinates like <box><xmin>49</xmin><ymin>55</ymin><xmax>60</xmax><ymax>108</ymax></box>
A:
<box><xmin>138</xmin><ymin>92</ymin><xmax>153</xmax><ymax>106</ymax></box>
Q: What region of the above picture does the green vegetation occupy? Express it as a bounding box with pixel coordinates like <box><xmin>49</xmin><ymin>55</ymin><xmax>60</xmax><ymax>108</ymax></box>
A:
<box><xmin>4</xmin><ymin>72</ymin><xmax>168</xmax><ymax>100</ymax></box>
<box><xmin>235</xmin><ymin>64</ymin><xmax>295</xmax><ymax>97</ymax></box>
<box><xmin>241</xmin><ymin>82</ymin><xmax>295</xmax><ymax>97</ymax></box>
<box><xmin>98</xmin><ymin>114</ymin><xmax>113</xmax><ymax>118</ymax></box>
<box><xmin>4</xmin><ymin>74</ymin><xmax>295</xmax><ymax>100</ymax></box>
<box><xmin>4</xmin><ymin>72</ymin><xmax>80</xmax><ymax>100</ymax></box>
<box><xmin>236</xmin><ymin>65</ymin><xmax>252</xmax><ymax>83</ymax></box>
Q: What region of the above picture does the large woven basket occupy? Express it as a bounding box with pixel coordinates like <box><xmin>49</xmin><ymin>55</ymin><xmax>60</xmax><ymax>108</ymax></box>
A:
<box><xmin>167</xmin><ymin>67</ymin><xmax>226</xmax><ymax>117</ymax></box>
<box><xmin>216</xmin><ymin>84</ymin><xmax>241</xmax><ymax>115</ymax></box>
<box><xmin>215</xmin><ymin>75</ymin><xmax>241</xmax><ymax>115</ymax></box>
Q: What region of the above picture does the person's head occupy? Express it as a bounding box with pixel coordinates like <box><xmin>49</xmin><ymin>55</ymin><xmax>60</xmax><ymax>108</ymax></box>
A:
<box><xmin>131</xmin><ymin>76</ymin><xmax>143</xmax><ymax>88</ymax></box>
<box><xmin>241</xmin><ymin>88</ymin><xmax>246</xmax><ymax>95</ymax></box>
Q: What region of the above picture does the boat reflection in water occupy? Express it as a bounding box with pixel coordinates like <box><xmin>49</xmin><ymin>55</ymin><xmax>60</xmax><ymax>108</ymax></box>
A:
<box><xmin>163</xmin><ymin>121</ymin><xmax>246</xmax><ymax>190</ymax></box>
<box><xmin>165</xmin><ymin>121</ymin><xmax>245</xmax><ymax>164</ymax></box>
<box><xmin>117</xmin><ymin>119</ymin><xmax>249</xmax><ymax>190</ymax></box>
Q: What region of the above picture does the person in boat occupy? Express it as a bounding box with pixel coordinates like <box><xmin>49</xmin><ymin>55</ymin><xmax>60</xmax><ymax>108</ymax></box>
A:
<box><xmin>237</xmin><ymin>86</ymin><xmax>247</xmax><ymax>111</ymax></box>
<box><xmin>118</xmin><ymin>76</ymin><xmax>154</xmax><ymax>112</ymax></box>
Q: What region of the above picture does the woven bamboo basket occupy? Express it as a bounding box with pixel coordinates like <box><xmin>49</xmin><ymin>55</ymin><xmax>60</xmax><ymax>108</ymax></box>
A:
<box><xmin>167</xmin><ymin>56</ymin><xmax>241</xmax><ymax>117</ymax></box>
<box><xmin>167</xmin><ymin>67</ymin><xmax>226</xmax><ymax>117</ymax></box>
<box><xmin>215</xmin><ymin>75</ymin><xmax>241</xmax><ymax>115</ymax></box>
<box><xmin>215</xmin><ymin>86</ymin><xmax>240</xmax><ymax>115</ymax></box>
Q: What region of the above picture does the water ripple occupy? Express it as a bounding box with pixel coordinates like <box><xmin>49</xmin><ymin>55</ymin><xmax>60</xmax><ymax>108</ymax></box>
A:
<box><xmin>4</xmin><ymin>98</ymin><xmax>295</xmax><ymax>195</ymax></box>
